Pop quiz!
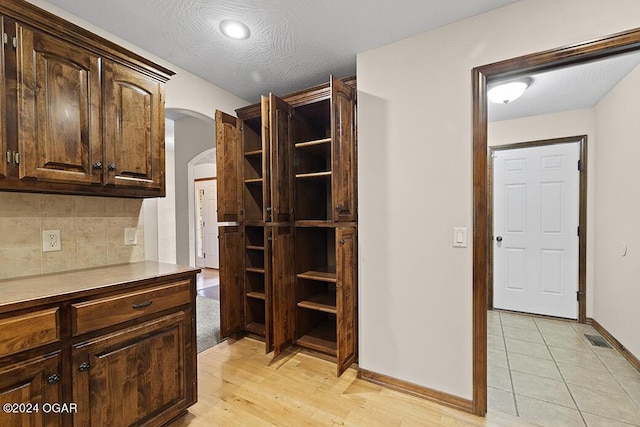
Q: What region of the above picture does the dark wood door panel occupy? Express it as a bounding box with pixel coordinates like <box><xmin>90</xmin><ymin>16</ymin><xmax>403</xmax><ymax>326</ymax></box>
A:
<box><xmin>331</xmin><ymin>76</ymin><xmax>356</xmax><ymax>222</ymax></box>
<box><xmin>216</xmin><ymin>110</ymin><xmax>241</xmax><ymax>222</ymax></box>
<box><xmin>72</xmin><ymin>312</ymin><xmax>189</xmax><ymax>427</ymax></box>
<box><xmin>219</xmin><ymin>226</ymin><xmax>244</xmax><ymax>337</ymax></box>
<box><xmin>336</xmin><ymin>227</ymin><xmax>357</xmax><ymax>376</ymax></box>
<box><xmin>103</xmin><ymin>60</ymin><xmax>163</xmax><ymax>191</ymax></box>
<box><xmin>269</xmin><ymin>94</ymin><xmax>293</xmax><ymax>223</ymax></box>
<box><xmin>0</xmin><ymin>352</ymin><xmax>62</xmax><ymax>427</ymax></box>
<box><xmin>17</xmin><ymin>24</ymin><xmax>102</xmax><ymax>185</ymax></box>
<box><xmin>272</xmin><ymin>225</ymin><xmax>295</xmax><ymax>356</ymax></box>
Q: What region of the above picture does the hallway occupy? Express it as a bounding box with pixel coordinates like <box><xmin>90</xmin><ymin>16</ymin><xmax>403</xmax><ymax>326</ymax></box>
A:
<box><xmin>487</xmin><ymin>311</ymin><xmax>640</xmax><ymax>426</ymax></box>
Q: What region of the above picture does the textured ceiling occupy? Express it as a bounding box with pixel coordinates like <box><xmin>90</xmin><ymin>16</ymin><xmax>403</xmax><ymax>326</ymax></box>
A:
<box><xmin>46</xmin><ymin>0</ymin><xmax>521</xmax><ymax>102</ymax></box>
<box><xmin>488</xmin><ymin>51</ymin><xmax>640</xmax><ymax>122</ymax></box>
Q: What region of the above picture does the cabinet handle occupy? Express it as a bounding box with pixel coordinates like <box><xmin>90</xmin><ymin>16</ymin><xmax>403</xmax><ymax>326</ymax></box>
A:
<box><xmin>47</xmin><ymin>373</ymin><xmax>60</xmax><ymax>384</ymax></box>
<box><xmin>266</xmin><ymin>207</ymin><xmax>272</xmax><ymax>212</ymax></box>
<box><xmin>132</xmin><ymin>300</ymin><xmax>153</xmax><ymax>309</ymax></box>
<box><xmin>108</xmin><ymin>163</ymin><xmax>117</xmax><ymax>171</ymax></box>
<box><xmin>336</xmin><ymin>205</ymin><xmax>343</xmax><ymax>212</ymax></box>
<box><xmin>78</xmin><ymin>362</ymin><xmax>90</xmax><ymax>372</ymax></box>
<box><xmin>93</xmin><ymin>161</ymin><xmax>103</xmax><ymax>170</ymax></box>
<box><xmin>340</xmin><ymin>239</ymin><xmax>345</xmax><ymax>245</ymax></box>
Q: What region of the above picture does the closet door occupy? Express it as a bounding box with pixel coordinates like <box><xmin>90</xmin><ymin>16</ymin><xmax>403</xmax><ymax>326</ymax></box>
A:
<box><xmin>336</xmin><ymin>227</ymin><xmax>357</xmax><ymax>376</ymax></box>
<box><xmin>219</xmin><ymin>226</ymin><xmax>244</xmax><ymax>337</ymax></box>
<box><xmin>272</xmin><ymin>225</ymin><xmax>295</xmax><ymax>356</ymax></box>
<box><xmin>331</xmin><ymin>76</ymin><xmax>356</xmax><ymax>222</ymax></box>
<box><xmin>269</xmin><ymin>94</ymin><xmax>293</xmax><ymax>223</ymax></box>
<box><xmin>215</xmin><ymin>110</ymin><xmax>241</xmax><ymax>222</ymax></box>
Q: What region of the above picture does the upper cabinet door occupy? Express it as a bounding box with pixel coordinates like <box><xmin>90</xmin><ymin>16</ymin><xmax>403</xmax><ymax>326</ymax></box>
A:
<box><xmin>269</xmin><ymin>94</ymin><xmax>293</xmax><ymax>223</ymax></box>
<box><xmin>336</xmin><ymin>227</ymin><xmax>357</xmax><ymax>376</ymax></box>
<box><xmin>216</xmin><ymin>110</ymin><xmax>241</xmax><ymax>223</ymax></box>
<box><xmin>103</xmin><ymin>60</ymin><xmax>164</xmax><ymax>192</ymax></box>
<box><xmin>331</xmin><ymin>76</ymin><xmax>356</xmax><ymax>222</ymax></box>
<box><xmin>16</xmin><ymin>25</ymin><xmax>102</xmax><ymax>185</ymax></box>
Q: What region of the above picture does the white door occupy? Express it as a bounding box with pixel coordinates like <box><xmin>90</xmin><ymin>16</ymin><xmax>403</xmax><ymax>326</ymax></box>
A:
<box><xmin>195</xmin><ymin>179</ymin><xmax>219</xmax><ymax>269</ymax></box>
<box><xmin>493</xmin><ymin>142</ymin><xmax>580</xmax><ymax>319</ymax></box>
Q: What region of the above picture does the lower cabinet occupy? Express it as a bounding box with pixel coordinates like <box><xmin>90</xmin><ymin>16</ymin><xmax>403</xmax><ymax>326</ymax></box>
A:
<box><xmin>72</xmin><ymin>311</ymin><xmax>191</xmax><ymax>427</ymax></box>
<box><xmin>0</xmin><ymin>265</ymin><xmax>198</xmax><ymax>427</ymax></box>
<box><xmin>0</xmin><ymin>352</ymin><xmax>62</xmax><ymax>427</ymax></box>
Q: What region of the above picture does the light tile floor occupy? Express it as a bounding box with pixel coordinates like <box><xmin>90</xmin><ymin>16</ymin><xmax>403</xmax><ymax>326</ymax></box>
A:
<box><xmin>487</xmin><ymin>310</ymin><xmax>640</xmax><ymax>426</ymax></box>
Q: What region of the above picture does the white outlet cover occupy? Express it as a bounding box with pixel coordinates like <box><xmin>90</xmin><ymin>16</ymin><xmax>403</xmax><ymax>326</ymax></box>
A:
<box><xmin>124</xmin><ymin>228</ymin><xmax>138</xmax><ymax>246</ymax></box>
<box><xmin>42</xmin><ymin>229</ymin><xmax>61</xmax><ymax>252</ymax></box>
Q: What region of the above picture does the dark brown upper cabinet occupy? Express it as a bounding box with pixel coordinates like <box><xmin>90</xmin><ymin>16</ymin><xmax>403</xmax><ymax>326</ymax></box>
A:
<box><xmin>17</xmin><ymin>24</ymin><xmax>102</xmax><ymax>186</ymax></box>
<box><xmin>215</xmin><ymin>110</ymin><xmax>241</xmax><ymax>223</ymax></box>
<box><xmin>331</xmin><ymin>76</ymin><xmax>356</xmax><ymax>222</ymax></box>
<box><xmin>103</xmin><ymin>59</ymin><xmax>164</xmax><ymax>191</ymax></box>
<box><xmin>0</xmin><ymin>0</ymin><xmax>173</xmax><ymax>198</ymax></box>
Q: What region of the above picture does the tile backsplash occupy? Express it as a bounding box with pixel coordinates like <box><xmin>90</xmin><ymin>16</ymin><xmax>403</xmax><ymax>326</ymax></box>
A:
<box><xmin>0</xmin><ymin>193</ymin><xmax>144</xmax><ymax>280</ymax></box>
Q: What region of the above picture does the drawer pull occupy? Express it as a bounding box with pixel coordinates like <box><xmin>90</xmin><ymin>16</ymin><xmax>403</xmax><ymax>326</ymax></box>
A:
<box><xmin>132</xmin><ymin>300</ymin><xmax>153</xmax><ymax>309</ymax></box>
<box><xmin>47</xmin><ymin>373</ymin><xmax>60</xmax><ymax>384</ymax></box>
<box><xmin>78</xmin><ymin>362</ymin><xmax>90</xmax><ymax>372</ymax></box>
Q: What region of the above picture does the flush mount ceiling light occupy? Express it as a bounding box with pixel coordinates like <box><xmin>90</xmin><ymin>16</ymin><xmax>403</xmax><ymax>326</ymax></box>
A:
<box><xmin>487</xmin><ymin>77</ymin><xmax>532</xmax><ymax>104</ymax></box>
<box><xmin>219</xmin><ymin>20</ymin><xmax>251</xmax><ymax>40</ymax></box>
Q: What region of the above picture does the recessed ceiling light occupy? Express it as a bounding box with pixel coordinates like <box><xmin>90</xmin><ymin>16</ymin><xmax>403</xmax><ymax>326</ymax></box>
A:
<box><xmin>488</xmin><ymin>77</ymin><xmax>533</xmax><ymax>104</ymax></box>
<box><xmin>219</xmin><ymin>20</ymin><xmax>250</xmax><ymax>40</ymax></box>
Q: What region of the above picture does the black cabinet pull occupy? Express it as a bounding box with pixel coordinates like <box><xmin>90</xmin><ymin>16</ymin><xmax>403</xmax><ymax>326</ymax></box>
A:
<box><xmin>336</xmin><ymin>205</ymin><xmax>343</xmax><ymax>212</ymax></box>
<box><xmin>132</xmin><ymin>300</ymin><xmax>153</xmax><ymax>309</ymax></box>
<box><xmin>108</xmin><ymin>163</ymin><xmax>117</xmax><ymax>171</ymax></box>
<box><xmin>78</xmin><ymin>362</ymin><xmax>90</xmax><ymax>372</ymax></box>
<box><xmin>340</xmin><ymin>239</ymin><xmax>345</xmax><ymax>245</ymax></box>
<box><xmin>93</xmin><ymin>161</ymin><xmax>103</xmax><ymax>170</ymax></box>
<box><xmin>47</xmin><ymin>373</ymin><xmax>60</xmax><ymax>384</ymax></box>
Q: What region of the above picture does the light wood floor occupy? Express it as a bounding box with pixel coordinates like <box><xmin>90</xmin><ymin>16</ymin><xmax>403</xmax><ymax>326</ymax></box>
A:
<box><xmin>170</xmin><ymin>338</ymin><xmax>535</xmax><ymax>427</ymax></box>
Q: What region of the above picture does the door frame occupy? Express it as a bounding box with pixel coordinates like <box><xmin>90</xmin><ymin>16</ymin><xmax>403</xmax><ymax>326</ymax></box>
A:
<box><xmin>471</xmin><ymin>27</ymin><xmax>640</xmax><ymax>416</ymax></box>
<box><xmin>488</xmin><ymin>136</ymin><xmax>587</xmax><ymax>320</ymax></box>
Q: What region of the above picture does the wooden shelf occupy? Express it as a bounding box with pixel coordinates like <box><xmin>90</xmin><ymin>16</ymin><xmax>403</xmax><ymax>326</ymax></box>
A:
<box><xmin>295</xmin><ymin>137</ymin><xmax>331</xmax><ymax>148</ymax></box>
<box><xmin>244</xmin><ymin>178</ymin><xmax>263</xmax><ymax>184</ymax></box>
<box><xmin>246</xmin><ymin>245</ymin><xmax>265</xmax><ymax>251</ymax></box>
<box><xmin>295</xmin><ymin>220</ymin><xmax>334</xmax><ymax>227</ymax></box>
<box><xmin>245</xmin><ymin>322</ymin><xmax>266</xmax><ymax>336</ymax></box>
<box><xmin>246</xmin><ymin>267</ymin><xmax>265</xmax><ymax>274</ymax></box>
<box><xmin>247</xmin><ymin>291</ymin><xmax>266</xmax><ymax>300</ymax></box>
<box><xmin>244</xmin><ymin>149</ymin><xmax>263</xmax><ymax>156</ymax></box>
<box><xmin>297</xmin><ymin>270</ymin><xmax>337</xmax><ymax>283</ymax></box>
<box><xmin>296</xmin><ymin>325</ymin><xmax>337</xmax><ymax>356</ymax></box>
<box><xmin>295</xmin><ymin>171</ymin><xmax>331</xmax><ymax>179</ymax></box>
<box><xmin>297</xmin><ymin>293</ymin><xmax>336</xmax><ymax>314</ymax></box>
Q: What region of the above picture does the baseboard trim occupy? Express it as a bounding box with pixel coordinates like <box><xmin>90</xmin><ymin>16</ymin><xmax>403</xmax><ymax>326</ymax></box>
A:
<box><xmin>358</xmin><ymin>368</ymin><xmax>473</xmax><ymax>414</ymax></box>
<box><xmin>587</xmin><ymin>317</ymin><xmax>640</xmax><ymax>372</ymax></box>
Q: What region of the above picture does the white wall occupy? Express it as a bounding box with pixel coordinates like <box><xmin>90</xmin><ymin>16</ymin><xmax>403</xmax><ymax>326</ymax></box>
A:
<box><xmin>594</xmin><ymin>65</ymin><xmax>640</xmax><ymax>358</ymax></box>
<box><xmin>489</xmin><ymin>109</ymin><xmax>597</xmax><ymax>318</ymax></box>
<box><xmin>26</xmin><ymin>0</ymin><xmax>249</xmax><ymax>266</ymax></box>
<box><xmin>357</xmin><ymin>0</ymin><xmax>640</xmax><ymax>399</ymax></box>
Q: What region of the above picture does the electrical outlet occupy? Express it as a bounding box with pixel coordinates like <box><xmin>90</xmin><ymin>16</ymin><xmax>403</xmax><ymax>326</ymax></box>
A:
<box><xmin>42</xmin><ymin>230</ymin><xmax>61</xmax><ymax>252</ymax></box>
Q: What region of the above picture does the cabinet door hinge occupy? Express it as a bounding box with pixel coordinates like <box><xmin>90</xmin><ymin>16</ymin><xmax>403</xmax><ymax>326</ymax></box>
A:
<box><xmin>11</xmin><ymin>36</ymin><xmax>16</xmax><ymax>50</ymax></box>
<box><xmin>576</xmin><ymin>290</ymin><xmax>585</xmax><ymax>301</ymax></box>
<box><xmin>2</xmin><ymin>33</ymin><xmax>7</xmax><ymax>46</ymax></box>
<box><xmin>13</xmin><ymin>151</ymin><xmax>20</xmax><ymax>165</ymax></box>
<box><xmin>6</xmin><ymin>150</ymin><xmax>11</xmax><ymax>164</ymax></box>
<box><xmin>577</xmin><ymin>226</ymin><xmax>580</xmax><ymax>237</ymax></box>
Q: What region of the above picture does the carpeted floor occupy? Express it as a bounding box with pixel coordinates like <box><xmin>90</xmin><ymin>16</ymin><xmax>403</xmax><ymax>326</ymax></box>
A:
<box><xmin>196</xmin><ymin>296</ymin><xmax>221</xmax><ymax>353</ymax></box>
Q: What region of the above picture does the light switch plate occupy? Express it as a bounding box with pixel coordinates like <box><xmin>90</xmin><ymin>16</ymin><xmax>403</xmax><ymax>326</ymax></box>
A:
<box><xmin>43</xmin><ymin>230</ymin><xmax>61</xmax><ymax>252</ymax></box>
<box><xmin>124</xmin><ymin>228</ymin><xmax>138</xmax><ymax>246</ymax></box>
<box><xmin>452</xmin><ymin>227</ymin><xmax>467</xmax><ymax>248</ymax></box>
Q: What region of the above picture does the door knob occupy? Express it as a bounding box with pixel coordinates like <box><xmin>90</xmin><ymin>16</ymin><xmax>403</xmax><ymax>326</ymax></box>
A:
<box><xmin>496</xmin><ymin>236</ymin><xmax>503</xmax><ymax>242</ymax></box>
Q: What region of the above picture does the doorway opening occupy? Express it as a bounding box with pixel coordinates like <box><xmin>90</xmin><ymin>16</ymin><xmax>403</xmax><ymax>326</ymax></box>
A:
<box><xmin>472</xmin><ymin>27</ymin><xmax>640</xmax><ymax>416</ymax></box>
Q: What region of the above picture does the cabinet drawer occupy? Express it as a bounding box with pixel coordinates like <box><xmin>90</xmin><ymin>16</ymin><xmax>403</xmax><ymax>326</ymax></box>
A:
<box><xmin>72</xmin><ymin>280</ymin><xmax>191</xmax><ymax>336</ymax></box>
<box><xmin>0</xmin><ymin>308</ymin><xmax>59</xmax><ymax>358</ymax></box>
